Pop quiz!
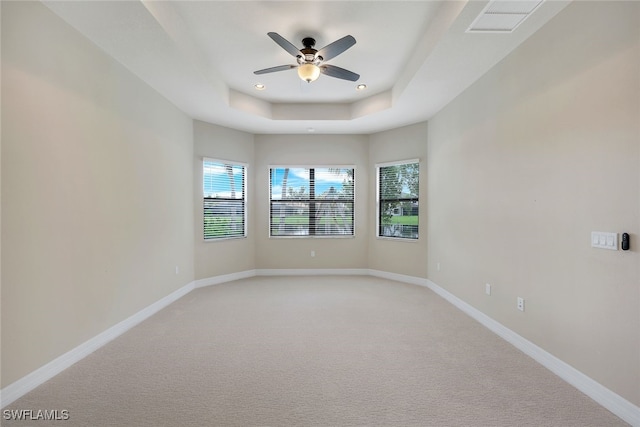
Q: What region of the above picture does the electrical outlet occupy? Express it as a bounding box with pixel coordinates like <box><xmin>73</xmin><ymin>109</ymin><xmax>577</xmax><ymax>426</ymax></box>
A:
<box><xmin>517</xmin><ymin>297</ymin><xmax>525</xmax><ymax>312</ymax></box>
<box><xmin>485</xmin><ymin>283</ymin><xmax>491</xmax><ymax>296</ymax></box>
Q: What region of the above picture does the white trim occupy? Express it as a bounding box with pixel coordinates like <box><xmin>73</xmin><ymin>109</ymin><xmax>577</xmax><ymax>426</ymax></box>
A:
<box><xmin>256</xmin><ymin>268</ymin><xmax>368</xmax><ymax>277</ymax></box>
<box><xmin>375</xmin><ymin>236</ymin><xmax>420</xmax><ymax>242</ymax></box>
<box><xmin>421</xmin><ymin>278</ymin><xmax>640</xmax><ymax>427</ymax></box>
<box><xmin>268</xmin><ymin>164</ymin><xmax>357</xmax><ymax>169</ymax></box>
<box><xmin>193</xmin><ymin>270</ymin><xmax>256</xmax><ymax>288</ymax></box>
<box><xmin>202</xmin><ymin>235</ymin><xmax>248</xmax><ymax>243</ymax></box>
<box><xmin>374</xmin><ymin>158</ymin><xmax>420</xmax><ymax>168</ymax></box>
<box><xmin>368</xmin><ymin>269</ymin><xmax>429</xmax><ymax>287</ymax></box>
<box><xmin>1</xmin><ymin>280</ymin><xmax>195</xmax><ymax>408</ymax></box>
<box><xmin>203</xmin><ymin>157</ymin><xmax>249</xmax><ymax>168</ymax></box>
<box><xmin>268</xmin><ymin>235</ymin><xmax>356</xmax><ymax>240</ymax></box>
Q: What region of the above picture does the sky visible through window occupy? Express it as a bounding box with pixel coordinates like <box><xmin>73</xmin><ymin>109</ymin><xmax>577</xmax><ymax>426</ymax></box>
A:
<box><xmin>271</xmin><ymin>168</ymin><xmax>351</xmax><ymax>199</ymax></box>
<box><xmin>203</xmin><ymin>162</ymin><xmax>244</xmax><ymax>198</ymax></box>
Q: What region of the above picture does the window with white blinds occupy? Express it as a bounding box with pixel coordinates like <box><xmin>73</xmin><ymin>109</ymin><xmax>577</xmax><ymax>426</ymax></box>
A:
<box><xmin>269</xmin><ymin>167</ymin><xmax>354</xmax><ymax>237</ymax></box>
<box><xmin>377</xmin><ymin>160</ymin><xmax>419</xmax><ymax>239</ymax></box>
<box><xmin>203</xmin><ymin>159</ymin><xmax>246</xmax><ymax>240</ymax></box>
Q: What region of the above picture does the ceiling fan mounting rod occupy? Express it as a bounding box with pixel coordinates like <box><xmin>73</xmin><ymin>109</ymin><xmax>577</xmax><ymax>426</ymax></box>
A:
<box><xmin>301</xmin><ymin>37</ymin><xmax>316</xmax><ymax>48</ymax></box>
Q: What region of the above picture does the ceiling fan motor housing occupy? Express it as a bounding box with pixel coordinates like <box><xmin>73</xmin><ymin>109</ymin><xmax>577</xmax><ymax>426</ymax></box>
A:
<box><xmin>299</xmin><ymin>38</ymin><xmax>321</xmax><ymax>64</ymax></box>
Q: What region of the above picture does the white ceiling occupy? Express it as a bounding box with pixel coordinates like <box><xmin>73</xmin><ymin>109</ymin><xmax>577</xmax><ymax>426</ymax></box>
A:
<box><xmin>43</xmin><ymin>0</ymin><xmax>570</xmax><ymax>135</ymax></box>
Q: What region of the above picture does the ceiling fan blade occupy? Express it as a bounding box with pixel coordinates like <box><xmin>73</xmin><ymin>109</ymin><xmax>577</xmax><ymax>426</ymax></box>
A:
<box><xmin>320</xmin><ymin>64</ymin><xmax>360</xmax><ymax>82</ymax></box>
<box><xmin>267</xmin><ymin>32</ymin><xmax>302</xmax><ymax>58</ymax></box>
<box><xmin>316</xmin><ymin>35</ymin><xmax>356</xmax><ymax>62</ymax></box>
<box><xmin>254</xmin><ymin>65</ymin><xmax>297</xmax><ymax>75</ymax></box>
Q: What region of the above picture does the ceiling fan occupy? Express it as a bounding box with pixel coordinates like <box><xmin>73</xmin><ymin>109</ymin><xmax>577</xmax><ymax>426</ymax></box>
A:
<box><xmin>254</xmin><ymin>32</ymin><xmax>360</xmax><ymax>83</ymax></box>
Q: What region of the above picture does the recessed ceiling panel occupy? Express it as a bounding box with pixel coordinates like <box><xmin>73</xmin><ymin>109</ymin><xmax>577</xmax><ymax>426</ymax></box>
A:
<box><xmin>171</xmin><ymin>1</ymin><xmax>442</xmax><ymax>104</ymax></box>
<box><xmin>43</xmin><ymin>0</ymin><xmax>570</xmax><ymax>134</ymax></box>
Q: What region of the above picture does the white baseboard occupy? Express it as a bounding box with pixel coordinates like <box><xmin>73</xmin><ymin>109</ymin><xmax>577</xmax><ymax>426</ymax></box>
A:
<box><xmin>1</xmin><ymin>280</ymin><xmax>195</xmax><ymax>409</ymax></box>
<box><xmin>193</xmin><ymin>269</ymin><xmax>256</xmax><ymax>288</ymax></box>
<box><xmin>422</xmin><ymin>278</ymin><xmax>640</xmax><ymax>427</ymax></box>
<box><xmin>368</xmin><ymin>269</ymin><xmax>429</xmax><ymax>287</ymax></box>
<box><xmin>4</xmin><ymin>270</ymin><xmax>639</xmax><ymax>426</ymax></box>
<box><xmin>256</xmin><ymin>268</ymin><xmax>369</xmax><ymax>276</ymax></box>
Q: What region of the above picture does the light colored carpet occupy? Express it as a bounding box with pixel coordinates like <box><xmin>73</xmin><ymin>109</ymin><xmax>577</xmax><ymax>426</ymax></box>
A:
<box><xmin>3</xmin><ymin>276</ymin><xmax>627</xmax><ymax>426</ymax></box>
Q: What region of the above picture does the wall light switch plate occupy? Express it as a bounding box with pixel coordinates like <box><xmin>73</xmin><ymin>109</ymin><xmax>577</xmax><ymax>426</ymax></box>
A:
<box><xmin>591</xmin><ymin>232</ymin><xmax>618</xmax><ymax>250</ymax></box>
<box><xmin>485</xmin><ymin>283</ymin><xmax>491</xmax><ymax>296</ymax></box>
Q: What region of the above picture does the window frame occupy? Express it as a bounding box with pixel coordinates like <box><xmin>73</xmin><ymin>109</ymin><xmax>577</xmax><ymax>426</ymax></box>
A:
<box><xmin>202</xmin><ymin>157</ymin><xmax>248</xmax><ymax>242</ymax></box>
<box><xmin>375</xmin><ymin>158</ymin><xmax>420</xmax><ymax>241</ymax></box>
<box><xmin>268</xmin><ymin>165</ymin><xmax>356</xmax><ymax>239</ymax></box>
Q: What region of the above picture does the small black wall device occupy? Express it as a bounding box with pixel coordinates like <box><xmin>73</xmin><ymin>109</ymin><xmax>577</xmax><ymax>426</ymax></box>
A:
<box><xmin>621</xmin><ymin>233</ymin><xmax>630</xmax><ymax>251</ymax></box>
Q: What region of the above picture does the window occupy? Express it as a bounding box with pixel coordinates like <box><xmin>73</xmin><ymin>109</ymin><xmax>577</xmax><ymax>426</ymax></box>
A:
<box><xmin>270</xmin><ymin>167</ymin><xmax>354</xmax><ymax>237</ymax></box>
<box><xmin>377</xmin><ymin>159</ymin><xmax>419</xmax><ymax>239</ymax></box>
<box><xmin>203</xmin><ymin>159</ymin><xmax>246</xmax><ymax>240</ymax></box>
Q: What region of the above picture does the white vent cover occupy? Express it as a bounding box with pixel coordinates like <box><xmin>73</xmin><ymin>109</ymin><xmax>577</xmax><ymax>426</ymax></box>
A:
<box><xmin>467</xmin><ymin>0</ymin><xmax>544</xmax><ymax>33</ymax></box>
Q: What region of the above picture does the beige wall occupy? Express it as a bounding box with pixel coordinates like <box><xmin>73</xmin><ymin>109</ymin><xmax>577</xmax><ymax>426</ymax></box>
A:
<box><xmin>368</xmin><ymin>122</ymin><xmax>428</xmax><ymax>277</ymax></box>
<box><xmin>427</xmin><ymin>1</ymin><xmax>639</xmax><ymax>405</ymax></box>
<box><xmin>254</xmin><ymin>134</ymin><xmax>369</xmax><ymax>269</ymax></box>
<box><xmin>194</xmin><ymin>121</ymin><xmax>255</xmax><ymax>279</ymax></box>
<box><xmin>1</xmin><ymin>2</ymin><xmax>194</xmax><ymax>387</ymax></box>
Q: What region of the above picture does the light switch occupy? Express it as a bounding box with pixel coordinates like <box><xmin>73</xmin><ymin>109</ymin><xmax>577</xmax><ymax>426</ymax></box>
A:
<box><xmin>591</xmin><ymin>232</ymin><xmax>618</xmax><ymax>250</ymax></box>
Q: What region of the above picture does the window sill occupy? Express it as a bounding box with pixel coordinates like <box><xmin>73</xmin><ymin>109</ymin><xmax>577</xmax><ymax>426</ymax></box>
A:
<box><xmin>203</xmin><ymin>236</ymin><xmax>247</xmax><ymax>243</ymax></box>
<box><xmin>376</xmin><ymin>236</ymin><xmax>419</xmax><ymax>242</ymax></box>
<box><xmin>269</xmin><ymin>235</ymin><xmax>355</xmax><ymax>239</ymax></box>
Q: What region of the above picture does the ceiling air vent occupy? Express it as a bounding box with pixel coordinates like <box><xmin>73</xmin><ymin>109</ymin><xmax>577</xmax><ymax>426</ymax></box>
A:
<box><xmin>466</xmin><ymin>0</ymin><xmax>544</xmax><ymax>33</ymax></box>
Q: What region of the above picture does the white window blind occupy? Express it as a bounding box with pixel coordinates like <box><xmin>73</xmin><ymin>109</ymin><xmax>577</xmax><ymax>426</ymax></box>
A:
<box><xmin>377</xmin><ymin>160</ymin><xmax>419</xmax><ymax>239</ymax></box>
<box><xmin>203</xmin><ymin>159</ymin><xmax>246</xmax><ymax>240</ymax></box>
<box><xmin>269</xmin><ymin>167</ymin><xmax>354</xmax><ymax>237</ymax></box>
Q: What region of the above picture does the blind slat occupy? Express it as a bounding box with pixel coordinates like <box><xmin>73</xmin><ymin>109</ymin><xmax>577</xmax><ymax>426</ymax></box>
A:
<box><xmin>378</xmin><ymin>161</ymin><xmax>419</xmax><ymax>239</ymax></box>
<box><xmin>204</xmin><ymin>160</ymin><xmax>246</xmax><ymax>239</ymax></box>
<box><xmin>270</xmin><ymin>167</ymin><xmax>354</xmax><ymax>237</ymax></box>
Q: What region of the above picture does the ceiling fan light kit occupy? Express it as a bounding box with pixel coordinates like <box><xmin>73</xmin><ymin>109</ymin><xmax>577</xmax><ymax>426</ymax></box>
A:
<box><xmin>254</xmin><ymin>32</ymin><xmax>360</xmax><ymax>84</ymax></box>
<box><xmin>298</xmin><ymin>63</ymin><xmax>321</xmax><ymax>83</ymax></box>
